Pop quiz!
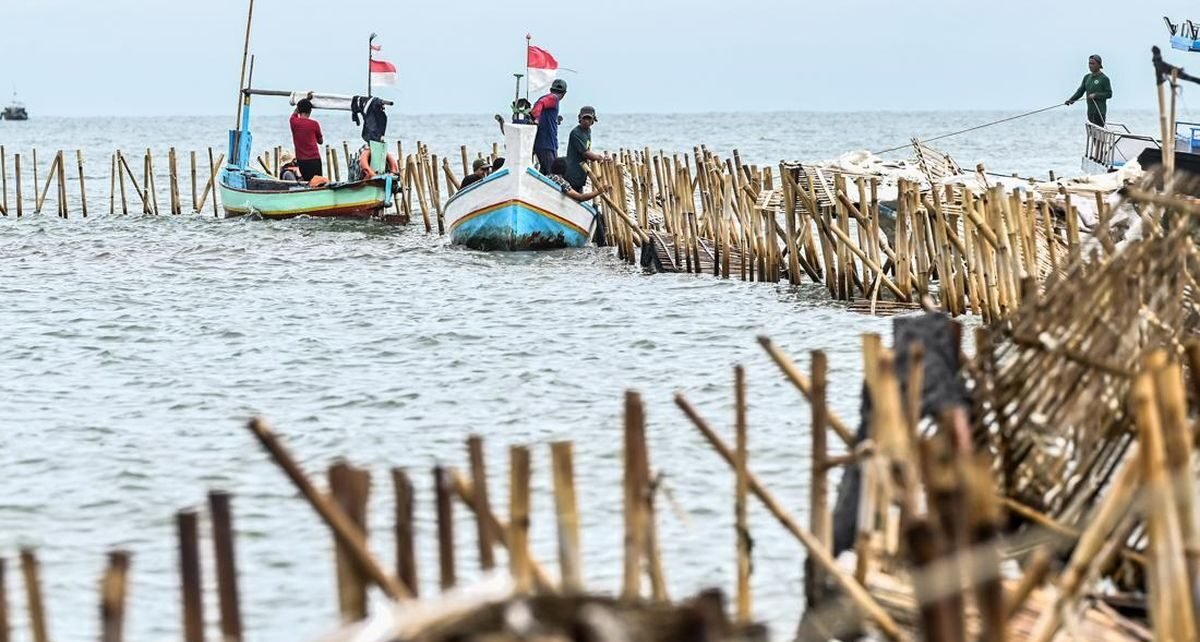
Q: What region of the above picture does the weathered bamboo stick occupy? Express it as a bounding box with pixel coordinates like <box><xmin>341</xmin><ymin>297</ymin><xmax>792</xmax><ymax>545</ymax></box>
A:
<box><xmin>434</xmin><ymin>465</ymin><xmax>457</xmax><ymax>591</ymax></box>
<box><xmin>466</xmin><ymin>436</ymin><xmax>496</xmax><ymax>570</ymax></box>
<box><xmin>145</xmin><ymin>149</ymin><xmax>159</xmax><ymax>214</ymax></box>
<box><xmin>31</xmin><ymin>150</ymin><xmax>38</xmax><ymax>200</ymax></box>
<box><xmin>1</xmin><ymin>146</ymin><xmax>7</xmax><ymax>216</ymax></box>
<box><xmin>623</xmin><ymin>390</ymin><xmax>648</xmax><ymax>600</ymax></box>
<box><xmin>20</xmin><ymin>549</ymin><xmax>48</xmax><ymax>642</ymax></box>
<box><xmin>208</xmin><ymin>491</ymin><xmax>243</xmax><ymax>642</ymax></box>
<box><xmin>410</xmin><ymin>158</ymin><xmax>432</xmax><ymax>233</ymax></box>
<box><xmin>168</xmin><ymin>147</ymin><xmax>180</xmax><ymax>215</ymax></box>
<box><xmin>509</xmin><ymin>445</ymin><xmax>533</xmax><ymax>595</ymax></box>
<box><xmin>178</xmin><ymin>511</ymin><xmax>205</xmax><ymax>642</ymax></box>
<box><xmin>76</xmin><ymin>150</ymin><xmax>88</xmax><ymax>217</ymax></box>
<box><xmin>673</xmin><ymin>395</ymin><xmax>903</xmax><ymax>641</ymax></box>
<box><xmin>208</xmin><ymin>148</ymin><xmax>219</xmax><ymax>217</ymax></box>
<box><xmin>245</xmin><ymin>418</ymin><xmax>410</xmax><ymax>599</ymax></box>
<box><xmin>116</xmin><ymin>151</ymin><xmax>128</xmax><ymax>215</ymax></box>
<box><xmin>735</xmin><ymin>366</ymin><xmax>752</xmax><ymax>623</ymax></box>
<box><xmin>0</xmin><ymin>558</ymin><xmax>8</xmax><ymax>642</ymax></box>
<box><xmin>330</xmin><ymin>462</ymin><xmax>370</xmax><ymax>621</ymax></box>
<box><xmin>35</xmin><ymin>151</ymin><xmax>59</xmax><ymax>214</ymax></box>
<box><xmin>100</xmin><ymin>551</ymin><xmax>130</xmax><ymax>642</ymax></box>
<box><xmin>392</xmin><ymin>468</ymin><xmax>419</xmax><ymax>597</ymax></box>
<box><xmin>806</xmin><ymin>351</ymin><xmax>830</xmax><ymax>606</ymax></box>
<box><xmin>57</xmin><ymin>151</ymin><xmax>68</xmax><ymax>218</ymax></box>
<box><xmin>190</xmin><ymin>150</ymin><xmax>198</xmax><ymax>212</ymax></box>
<box><xmin>550</xmin><ymin>441</ymin><xmax>583</xmax><ymax>592</ymax></box>
<box><xmin>13</xmin><ymin>154</ymin><xmax>20</xmax><ymax>217</ymax></box>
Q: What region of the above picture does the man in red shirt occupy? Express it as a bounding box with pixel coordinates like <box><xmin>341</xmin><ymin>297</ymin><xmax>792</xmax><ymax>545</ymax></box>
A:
<box><xmin>289</xmin><ymin>98</ymin><xmax>324</xmax><ymax>180</ymax></box>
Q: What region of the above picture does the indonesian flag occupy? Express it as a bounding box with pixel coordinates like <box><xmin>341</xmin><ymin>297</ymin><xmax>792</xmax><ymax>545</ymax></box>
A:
<box><xmin>527</xmin><ymin>44</ymin><xmax>558</xmax><ymax>96</ymax></box>
<box><xmin>370</xmin><ymin>43</ymin><xmax>397</xmax><ymax>87</ymax></box>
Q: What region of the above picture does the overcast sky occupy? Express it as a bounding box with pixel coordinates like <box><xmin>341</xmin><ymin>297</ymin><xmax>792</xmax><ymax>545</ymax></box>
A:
<box><xmin>4</xmin><ymin>0</ymin><xmax>1199</xmax><ymax>116</ymax></box>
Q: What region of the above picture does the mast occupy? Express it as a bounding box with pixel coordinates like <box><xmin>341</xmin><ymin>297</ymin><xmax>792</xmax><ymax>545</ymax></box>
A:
<box><xmin>525</xmin><ymin>33</ymin><xmax>531</xmax><ymax>102</ymax></box>
<box><xmin>368</xmin><ymin>33</ymin><xmax>377</xmax><ymax>98</ymax></box>
<box><xmin>234</xmin><ymin>0</ymin><xmax>255</xmax><ymax>130</ymax></box>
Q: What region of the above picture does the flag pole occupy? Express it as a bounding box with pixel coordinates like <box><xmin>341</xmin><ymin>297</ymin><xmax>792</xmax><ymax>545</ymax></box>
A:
<box><xmin>525</xmin><ymin>33</ymin><xmax>531</xmax><ymax>102</ymax></box>
<box><xmin>368</xmin><ymin>33</ymin><xmax>377</xmax><ymax>98</ymax></box>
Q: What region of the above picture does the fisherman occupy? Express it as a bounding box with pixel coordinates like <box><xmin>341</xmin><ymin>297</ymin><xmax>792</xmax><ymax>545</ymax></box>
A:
<box><xmin>278</xmin><ymin>151</ymin><xmax>303</xmax><ymax>181</ymax></box>
<box><xmin>353</xmin><ymin>143</ymin><xmax>400</xmax><ymax>181</ymax></box>
<box><xmin>460</xmin><ymin>158</ymin><xmax>490</xmax><ymax>188</ymax></box>
<box><xmin>1065</xmin><ymin>54</ymin><xmax>1113</xmax><ymax>126</ymax></box>
<box><xmin>289</xmin><ymin>98</ymin><xmax>325</xmax><ymax>180</ymax></box>
<box><xmin>565</xmin><ymin>106</ymin><xmax>606</xmax><ymax>192</ymax></box>
<box><xmin>531</xmin><ymin>79</ymin><xmax>567</xmax><ymax>174</ymax></box>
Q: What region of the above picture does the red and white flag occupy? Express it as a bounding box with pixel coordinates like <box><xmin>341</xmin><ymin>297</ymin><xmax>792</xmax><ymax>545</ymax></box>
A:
<box><xmin>370</xmin><ymin>43</ymin><xmax>397</xmax><ymax>87</ymax></box>
<box><xmin>527</xmin><ymin>44</ymin><xmax>558</xmax><ymax>96</ymax></box>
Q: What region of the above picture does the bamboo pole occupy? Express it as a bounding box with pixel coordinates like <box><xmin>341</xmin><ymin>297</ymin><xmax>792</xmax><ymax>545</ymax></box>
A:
<box><xmin>245</xmin><ymin>418</ymin><xmax>410</xmax><ymax>599</ymax></box>
<box><xmin>806</xmin><ymin>351</ymin><xmax>831</xmax><ymax>606</ymax></box>
<box><xmin>145</xmin><ymin>149</ymin><xmax>158</xmax><ymax>214</ymax></box>
<box><xmin>110</xmin><ymin>153</ymin><xmax>117</xmax><ymax>216</ymax></box>
<box><xmin>623</xmin><ymin>390</ymin><xmax>648</xmax><ymax>600</ymax></box>
<box><xmin>20</xmin><ymin>549</ymin><xmax>48</xmax><ymax>642</ymax></box>
<box><xmin>35</xmin><ymin>152</ymin><xmax>58</xmax><ymax>214</ymax></box>
<box><xmin>449</xmin><ymin>471</ymin><xmax>555</xmax><ymax>591</ymax></box>
<box><xmin>191</xmin><ymin>150</ymin><xmax>198</xmax><ymax>212</ymax></box>
<box><xmin>169</xmin><ymin>147</ymin><xmax>180</xmax><ymax>215</ymax></box>
<box><xmin>57</xmin><ymin>151</ymin><xmax>68</xmax><ymax>218</ymax></box>
<box><xmin>410</xmin><ymin>158</ymin><xmax>432</xmax><ymax>233</ymax></box>
<box><xmin>76</xmin><ymin>150</ymin><xmax>87</xmax><ymax>217</ymax></box>
<box><xmin>434</xmin><ymin>465</ymin><xmax>457</xmax><ymax>591</ymax></box>
<box><xmin>330</xmin><ymin>462</ymin><xmax>370</xmax><ymax>621</ymax></box>
<box><xmin>550</xmin><ymin>441</ymin><xmax>583</xmax><ymax>592</ymax></box>
<box><xmin>31</xmin><ymin>150</ymin><xmax>38</xmax><ymax>201</ymax></box>
<box><xmin>673</xmin><ymin>395</ymin><xmax>903</xmax><ymax>641</ymax></box>
<box><xmin>757</xmin><ymin>337</ymin><xmax>854</xmax><ymax>446</ymax></box>
<box><xmin>392</xmin><ymin>468</ymin><xmax>419</xmax><ymax>597</ymax></box>
<box><xmin>208</xmin><ymin>148</ymin><xmax>219</xmax><ymax>217</ymax></box>
<box><xmin>0</xmin><ymin>146</ymin><xmax>7</xmax><ymax>216</ymax></box>
<box><xmin>14</xmin><ymin>155</ymin><xmax>21</xmax><ymax>217</ymax></box>
<box><xmin>0</xmin><ymin>558</ymin><xmax>8</xmax><ymax>642</ymax></box>
<box><xmin>117</xmin><ymin>151</ymin><xmax>128</xmax><ymax>215</ymax></box>
<box><xmin>100</xmin><ymin>551</ymin><xmax>130</xmax><ymax>642</ymax></box>
<box><xmin>460</xmin><ymin>145</ymin><xmax>469</xmax><ymax>177</ymax></box>
<box><xmin>509</xmin><ymin>445</ymin><xmax>533</xmax><ymax>595</ymax></box>
<box><xmin>208</xmin><ymin>491</ymin><xmax>243</xmax><ymax>642</ymax></box>
<box><xmin>466</xmin><ymin>436</ymin><xmax>496</xmax><ymax>571</ymax></box>
<box><xmin>177</xmin><ymin>511</ymin><xmax>205</xmax><ymax>642</ymax></box>
<box><xmin>735</xmin><ymin>365</ymin><xmax>752</xmax><ymax>623</ymax></box>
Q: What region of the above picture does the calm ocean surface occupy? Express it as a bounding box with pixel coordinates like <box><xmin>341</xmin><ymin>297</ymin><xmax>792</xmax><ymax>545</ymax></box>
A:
<box><xmin>0</xmin><ymin>109</ymin><xmax>1158</xmax><ymax>642</ymax></box>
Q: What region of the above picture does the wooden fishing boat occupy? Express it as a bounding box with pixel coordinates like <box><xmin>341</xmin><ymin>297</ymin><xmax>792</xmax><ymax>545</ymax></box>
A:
<box><xmin>219</xmin><ymin>90</ymin><xmax>398</xmax><ymax>221</ymax></box>
<box><xmin>443</xmin><ymin>121</ymin><xmax>597</xmax><ymax>250</ymax></box>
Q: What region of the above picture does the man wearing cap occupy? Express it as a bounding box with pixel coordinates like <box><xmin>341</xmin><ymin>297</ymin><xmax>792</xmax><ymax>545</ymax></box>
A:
<box><xmin>1065</xmin><ymin>54</ymin><xmax>1113</xmax><ymax>126</ymax></box>
<box><xmin>531</xmin><ymin>79</ymin><xmax>568</xmax><ymax>174</ymax></box>
<box><xmin>460</xmin><ymin>158</ymin><xmax>491</xmax><ymax>189</ymax></box>
<box><xmin>565</xmin><ymin>106</ymin><xmax>605</xmax><ymax>193</ymax></box>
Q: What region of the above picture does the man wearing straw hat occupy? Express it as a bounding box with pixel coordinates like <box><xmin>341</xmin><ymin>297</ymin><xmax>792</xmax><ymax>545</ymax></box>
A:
<box><xmin>1065</xmin><ymin>54</ymin><xmax>1113</xmax><ymax>127</ymax></box>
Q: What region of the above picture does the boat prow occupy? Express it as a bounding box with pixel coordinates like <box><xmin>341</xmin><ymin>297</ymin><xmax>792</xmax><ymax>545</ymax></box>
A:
<box><xmin>443</xmin><ymin>122</ymin><xmax>597</xmax><ymax>251</ymax></box>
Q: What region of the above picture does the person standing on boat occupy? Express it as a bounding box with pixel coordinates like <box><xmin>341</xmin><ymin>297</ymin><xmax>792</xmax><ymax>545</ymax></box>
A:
<box><xmin>290</xmin><ymin>98</ymin><xmax>325</xmax><ymax>180</ymax></box>
<box><xmin>565</xmin><ymin>106</ymin><xmax>605</xmax><ymax>192</ymax></box>
<box><xmin>531</xmin><ymin>79</ymin><xmax>567</xmax><ymax>173</ymax></box>
<box><xmin>1065</xmin><ymin>55</ymin><xmax>1113</xmax><ymax>127</ymax></box>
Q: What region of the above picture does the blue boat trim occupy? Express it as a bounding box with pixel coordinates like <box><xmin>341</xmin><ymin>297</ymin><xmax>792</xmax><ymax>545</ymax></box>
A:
<box><xmin>444</xmin><ymin>168</ymin><xmax>510</xmax><ymax>209</ymax></box>
<box><xmin>524</xmin><ymin>168</ymin><xmax>598</xmax><ymax>217</ymax></box>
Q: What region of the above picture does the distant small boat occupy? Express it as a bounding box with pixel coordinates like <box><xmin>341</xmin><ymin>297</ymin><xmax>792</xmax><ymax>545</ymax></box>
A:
<box><xmin>1</xmin><ymin>92</ymin><xmax>27</xmax><ymax>121</ymax></box>
<box><xmin>443</xmin><ymin>122</ymin><xmax>597</xmax><ymax>250</ymax></box>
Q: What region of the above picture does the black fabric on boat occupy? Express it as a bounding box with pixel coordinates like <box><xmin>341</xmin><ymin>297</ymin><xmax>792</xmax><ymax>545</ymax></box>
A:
<box><xmin>829</xmin><ymin>312</ymin><xmax>969</xmax><ymax>557</ymax></box>
<box><xmin>244</xmin><ymin>176</ymin><xmax>308</xmax><ymax>191</ymax></box>
<box><xmin>351</xmin><ymin>96</ymin><xmax>388</xmax><ymax>143</ymax></box>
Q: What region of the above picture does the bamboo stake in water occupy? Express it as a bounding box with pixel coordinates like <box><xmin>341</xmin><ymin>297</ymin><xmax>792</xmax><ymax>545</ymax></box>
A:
<box><xmin>466</xmin><ymin>436</ymin><xmax>496</xmax><ymax>571</ymax></box>
<box><xmin>208</xmin><ymin>491</ymin><xmax>243</xmax><ymax>642</ymax></box>
<box><xmin>31</xmin><ymin>149</ymin><xmax>38</xmax><ymax>202</ymax></box>
<box><xmin>0</xmin><ymin>146</ymin><xmax>7</xmax><ymax>216</ymax></box>
<box><xmin>623</xmin><ymin>390</ymin><xmax>647</xmax><ymax>600</ymax></box>
<box><xmin>392</xmin><ymin>468</ymin><xmax>419</xmax><ymax>597</ymax></box>
<box><xmin>34</xmin><ymin>152</ymin><xmax>58</xmax><ymax>214</ymax></box>
<box><xmin>14</xmin><ymin>154</ymin><xmax>21</xmax><ymax>217</ymax></box>
<box><xmin>20</xmin><ymin>549</ymin><xmax>48</xmax><ymax>642</ymax></box>
<box><xmin>191</xmin><ymin>150</ymin><xmax>198</xmax><ymax>212</ymax></box>
<box><xmin>76</xmin><ymin>150</ymin><xmax>88</xmax><ymax>217</ymax></box>
<box><xmin>735</xmin><ymin>365</ymin><xmax>752</xmax><ymax>623</ymax></box>
<box><xmin>116</xmin><ymin>151</ymin><xmax>128</xmax><ymax>215</ymax></box>
<box><xmin>169</xmin><ymin>148</ymin><xmax>180</xmax><ymax>215</ymax></box>
<box><xmin>0</xmin><ymin>558</ymin><xmax>8</xmax><ymax>642</ymax></box>
<box><xmin>177</xmin><ymin>511</ymin><xmax>205</xmax><ymax>642</ymax></box>
<box><xmin>550</xmin><ymin>441</ymin><xmax>582</xmax><ymax>592</ymax></box>
<box><xmin>100</xmin><ymin>551</ymin><xmax>130</xmax><ymax>642</ymax></box>
<box><xmin>329</xmin><ymin>462</ymin><xmax>370</xmax><ymax>621</ymax></box>
<box><xmin>58</xmin><ymin>151</ymin><xmax>68</xmax><ymax>218</ymax></box>
<box><xmin>434</xmin><ymin>465</ymin><xmax>456</xmax><ymax>591</ymax></box>
<box><xmin>208</xmin><ymin>148</ymin><xmax>219</xmax><ymax>217</ymax></box>
<box><xmin>806</xmin><ymin>351</ymin><xmax>830</xmax><ymax>606</ymax></box>
<box><xmin>509</xmin><ymin>445</ymin><xmax>533</xmax><ymax>595</ymax></box>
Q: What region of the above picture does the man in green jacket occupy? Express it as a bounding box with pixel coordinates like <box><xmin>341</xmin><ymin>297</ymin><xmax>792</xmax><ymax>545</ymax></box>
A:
<box><xmin>1065</xmin><ymin>54</ymin><xmax>1113</xmax><ymax>126</ymax></box>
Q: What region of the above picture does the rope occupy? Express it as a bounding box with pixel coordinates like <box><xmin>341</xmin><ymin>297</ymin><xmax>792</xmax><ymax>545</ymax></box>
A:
<box><xmin>874</xmin><ymin>103</ymin><xmax>1066</xmax><ymax>155</ymax></box>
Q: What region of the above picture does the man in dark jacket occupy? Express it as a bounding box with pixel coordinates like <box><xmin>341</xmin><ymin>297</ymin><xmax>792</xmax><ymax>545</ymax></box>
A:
<box><xmin>1066</xmin><ymin>54</ymin><xmax>1113</xmax><ymax>126</ymax></box>
<box><xmin>565</xmin><ymin>106</ymin><xmax>606</xmax><ymax>192</ymax></box>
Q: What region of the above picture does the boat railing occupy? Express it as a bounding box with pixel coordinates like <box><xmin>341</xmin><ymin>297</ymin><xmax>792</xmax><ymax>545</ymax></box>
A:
<box><xmin>1175</xmin><ymin>120</ymin><xmax>1200</xmax><ymax>153</ymax></box>
<box><xmin>1084</xmin><ymin>122</ymin><xmax>1122</xmax><ymax>169</ymax></box>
